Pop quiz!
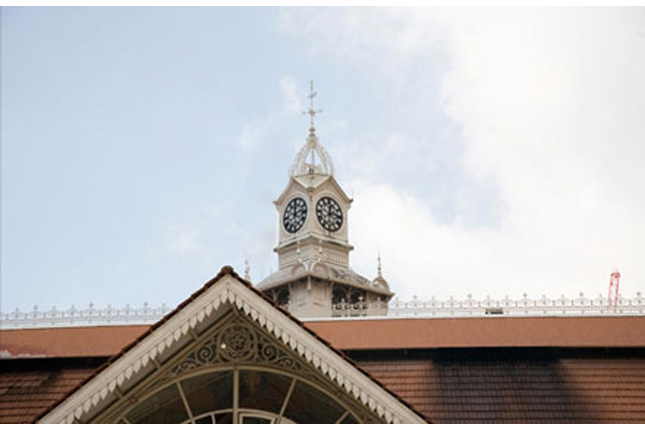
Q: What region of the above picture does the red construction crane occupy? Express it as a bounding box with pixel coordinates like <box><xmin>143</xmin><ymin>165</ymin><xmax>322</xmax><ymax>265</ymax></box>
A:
<box><xmin>607</xmin><ymin>270</ymin><xmax>621</xmax><ymax>312</ymax></box>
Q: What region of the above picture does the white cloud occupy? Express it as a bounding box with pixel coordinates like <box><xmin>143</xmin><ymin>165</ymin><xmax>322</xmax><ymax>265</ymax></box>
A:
<box><xmin>282</xmin><ymin>8</ymin><xmax>645</xmax><ymax>300</ymax></box>
<box><xmin>236</xmin><ymin>117</ymin><xmax>275</xmax><ymax>153</ymax></box>
<box><xmin>160</xmin><ymin>203</ymin><xmax>236</xmax><ymax>261</ymax></box>
<box><xmin>280</xmin><ymin>76</ymin><xmax>303</xmax><ymax>113</ymax></box>
<box><xmin>236</xmin><ymin>76</ymin><xmax>307</xmax><ymax>153</ymax></box>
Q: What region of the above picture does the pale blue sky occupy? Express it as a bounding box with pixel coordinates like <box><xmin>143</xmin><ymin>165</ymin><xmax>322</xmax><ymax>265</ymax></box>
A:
<box><xmin>3</xmin><ymin>8</ymin><xmax>644</xmax><ymax>313</ymax></box>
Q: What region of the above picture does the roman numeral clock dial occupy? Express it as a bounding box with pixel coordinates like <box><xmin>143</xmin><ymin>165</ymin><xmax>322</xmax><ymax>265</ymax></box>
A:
<box><xmin>316</xmin><ymin>197</ymin><xmax>343</xmax><ymax>232</ymax></box>
<box><xmin>283</xmin><ymin>197</ymin><xmax>307</xmax><ymax>233</ymax></box>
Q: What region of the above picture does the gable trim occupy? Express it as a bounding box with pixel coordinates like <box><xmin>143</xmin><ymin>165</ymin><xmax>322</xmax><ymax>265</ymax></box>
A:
<box><xmin>38</xmin><ymin>267</ymin><xmax>426</xmax><ymax>424</ymax></box>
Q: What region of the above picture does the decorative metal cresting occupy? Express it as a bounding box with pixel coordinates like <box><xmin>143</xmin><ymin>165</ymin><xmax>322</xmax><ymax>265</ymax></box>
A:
<box><xmin>3</xmin><ymin>292</ymin><xmax>644</xmax><ymax>328</ymax></box>
<box><xmin>0</xmin><ymin>302</ymin><xmax>171</xmax><ymax>329</ymax></box>
<box><xmin>290</xmin><ymin>80</ymin><xmax>335</xmax><ymax>177</ymax></box>
<box><xmin>331</xmin><ymin>291</ymin><xmax>645</xmax><ymax>318</ymax></box>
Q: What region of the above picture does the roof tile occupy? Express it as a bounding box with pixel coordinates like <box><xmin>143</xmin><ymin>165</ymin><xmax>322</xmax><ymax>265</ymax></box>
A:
<box><xmin>355</xmin><ymin>354</ymin><xmax>645</xmax><ymax>423</ymax></box>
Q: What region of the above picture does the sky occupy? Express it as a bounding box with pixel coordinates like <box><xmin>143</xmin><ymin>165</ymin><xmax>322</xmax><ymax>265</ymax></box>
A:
<box><xmin>2</xmin><ymin>7</ymin><xmax>645</xmax><ymax>314</ymax></box>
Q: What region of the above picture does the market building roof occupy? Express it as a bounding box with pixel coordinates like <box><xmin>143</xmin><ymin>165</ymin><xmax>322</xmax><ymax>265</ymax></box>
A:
<box><xmin>3</xmin><ymin>315</ymin><xmax>645</xmax><ymax>359</ymax></box>
<box><xmin>2</xmin><ymin>311</ymin><xmax>645</xmax><ymax>423</ymax></box>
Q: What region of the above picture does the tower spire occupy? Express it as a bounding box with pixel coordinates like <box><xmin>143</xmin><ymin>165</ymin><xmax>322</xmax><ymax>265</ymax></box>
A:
<box><xmin>290</xmin><ymin>80</ymin><xmax>334</xmax><ymax>177</ymax></box>
<box><xmin>303</xmin><ymin>80</ymin><xmax>322</xmax><ymax>134</ymax></box>
<box><xmin>377</xmin><ymin>251</ymin><xmax>383</xmax><ymax>278</ymax></box>
<box><xmin>258</xmin><ymin>81</ymin><xmax>395</xmax><ymax>318</ymax></box>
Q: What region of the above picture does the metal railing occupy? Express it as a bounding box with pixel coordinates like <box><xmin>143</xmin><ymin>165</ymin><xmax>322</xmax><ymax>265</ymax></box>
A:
<box><xmin>1</xmin><ymin>292</ymin><xmax>643</xmax><ymax>328</ymax></box>
<box><xmin>0</xmin><ymin>302</ymin><xmax>171</xmax><ymax>329</ymax></box>
<box><xmin>331</xmin><ymin>292</ymin><xmax>645</xmax><ymax>318</ymax></box>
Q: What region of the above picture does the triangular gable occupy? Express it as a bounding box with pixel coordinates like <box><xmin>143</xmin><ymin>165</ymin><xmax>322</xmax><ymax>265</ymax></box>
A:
<box><xmin>274</xmin><ymin>176</ymin><xmax>305</xmax><ymax>207</ymax></box>
<box><xmin>38</xmin><ymin>267</ymin><xmax>426</xmax><ymax>424</ymax></box>
<box><xmin>316</xmin><ymin>175</ymin><xmax>352</xmax><ymax>204</ymax></box>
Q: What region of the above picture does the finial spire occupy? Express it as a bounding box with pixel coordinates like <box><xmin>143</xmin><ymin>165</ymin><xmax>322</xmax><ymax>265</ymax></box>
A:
<box><xmin>244</xmin><ymin>259</ymin><xmax>251</xmax><ymax>282</ymax></box>
<box><xmin>371</xmin><ymin>250</ymin><xmax>390</xmax><ymax>291</ymax></box>
<box><xmin>303</xmin><ymin>80</ymin><xmax>322</xmax><ymax>134</ymax></box>
<box><xmin>377</xmin><ymin>251</ymin><xmax>383</xmax><ymax>278</ymax></box>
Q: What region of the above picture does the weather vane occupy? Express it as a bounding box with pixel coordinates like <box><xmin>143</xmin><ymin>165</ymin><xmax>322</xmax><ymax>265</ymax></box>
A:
<box><xmin>303</xmin><ymin>80</ymin><xmax>322</xmax><ymax>132</ymax></box>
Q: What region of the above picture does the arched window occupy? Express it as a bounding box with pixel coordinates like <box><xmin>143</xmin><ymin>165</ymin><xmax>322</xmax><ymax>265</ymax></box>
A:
<box><xmin>332</xmin><ymin>286</ymin><xmax>348</xmax><ymax>305</ymax></box>
<box><xmin>119</xmin><ymin>367</ymin><xmax>359</xmax><ymax>424</ymax></box>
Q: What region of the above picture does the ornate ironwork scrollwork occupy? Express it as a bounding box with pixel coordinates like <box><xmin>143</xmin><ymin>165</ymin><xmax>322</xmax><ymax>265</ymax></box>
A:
<box><xmin>219</xmin><ymin>324</ymin><xmax>255</xmax><ymax>361</ymax></box>
<box><xmin>169</xmin><ymin>319</ymin><xmax>305</xmax><ymax>378</ymax></box>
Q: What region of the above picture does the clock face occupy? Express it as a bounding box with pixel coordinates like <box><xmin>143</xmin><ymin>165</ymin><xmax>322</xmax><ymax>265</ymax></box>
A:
<box><xmin>283</xmin><ymin>197</ymin><xmax>307</xmax><ymax>234</ymax></box>
<box><xmin>316</xmin><ymin>196</ymin><xmax>343</xmax><ymax>232</ymax></box>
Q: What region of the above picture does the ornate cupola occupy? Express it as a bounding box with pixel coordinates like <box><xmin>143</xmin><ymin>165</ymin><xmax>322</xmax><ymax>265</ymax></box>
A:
<box><xmin>257</xmin><ymin>82</ymin><xmax>394</xmax><ymax>318</ymax></box>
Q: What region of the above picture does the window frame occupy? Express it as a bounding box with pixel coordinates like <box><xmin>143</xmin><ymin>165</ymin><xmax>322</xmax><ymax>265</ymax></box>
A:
<box><xmin>118</xmin><ymin>365</ymin><xmax>361</xmax><ymax>424</ymax></box>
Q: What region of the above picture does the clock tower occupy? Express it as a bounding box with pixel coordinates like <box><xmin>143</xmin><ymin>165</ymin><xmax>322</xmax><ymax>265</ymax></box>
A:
<box><xmin>257</xmin><ymin>82</ymin><xmax>393</xmax><ymax>318</ymax></box>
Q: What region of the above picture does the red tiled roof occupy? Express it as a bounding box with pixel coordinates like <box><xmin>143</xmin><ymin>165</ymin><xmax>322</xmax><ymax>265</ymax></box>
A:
<box><xmin>3</xmin><ymin>351</ymin><xmax>645</xmax><ymax>424</ymax></box>
<box><xmin>0</xmin><ymin>359</ymin><xmax>102</xmax><ymax>424</ymax></box>
<box><xmin>357</xmin><ymin>354</ymin><xmax>645</xmax><ymax>423</ymax></box>
<box><xmin>2</xmin><ymin>316</ymin><xmax>644</xmax><ymax>358</ymax></box>
<box><xmin>306</xmin><ymin>316</ymin><xmax>645</xmax><ymax>350</ymax></box>
<box><xmin>0</xmin><ymin>325</ymin><xmax>149</xmax><ymax>358</ymax></box>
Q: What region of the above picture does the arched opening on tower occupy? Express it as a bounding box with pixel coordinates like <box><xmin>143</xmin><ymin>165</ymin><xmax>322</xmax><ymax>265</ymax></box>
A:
<box><xmin>332</xmin><ymin>286</ymin><xmax>348</xmax><ymax>306</ymax></box>
<box><xmin>349</xmin><ymin>291</ymin><xmax>363</xmax><ymax>306</ymax></box>
<box><xmin>275</xmin><ymin>287</ymin><xmax>290</xmax><ymax>307</ymax></box>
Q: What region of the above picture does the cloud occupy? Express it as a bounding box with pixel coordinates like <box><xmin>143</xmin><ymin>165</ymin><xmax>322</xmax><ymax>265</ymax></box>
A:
<box><xmin>281</xmin><ymin>8</ymin><xmax>645</xmax><ymax>300</ymax></box>
<box><xmin>280</xmin><ymin>76</ymin><xmax>303</xmax><ymax>113</ymax></box>
<box><xmin>159</xmin><ymin>202</ymin><xmax>237</xmax><ymax>260</ymax></box>
<box><xmin>348</xmin><ymin>180</ymin><xmax>504</xmax><ymax>299</ymax></box>
<box><xmin>236</xmin><ymin>117</ymin><xmax>275</xmax><ymax>153</ymax></box>
<box><xmin>236</xmin><ymin>76</ymin><xmax>306</xmax><ymax>153</ymax></box>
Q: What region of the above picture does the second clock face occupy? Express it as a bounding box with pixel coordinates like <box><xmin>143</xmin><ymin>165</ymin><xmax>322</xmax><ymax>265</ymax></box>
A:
<box><xmin>283</xmin><ymin>197</ymin><xmax>307</xmax><ymax>233</ymax></box>
<box><xmin>316</xmin><ymin>197</ymin><xmax>343</xmax><ymax>232</ymax></box>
